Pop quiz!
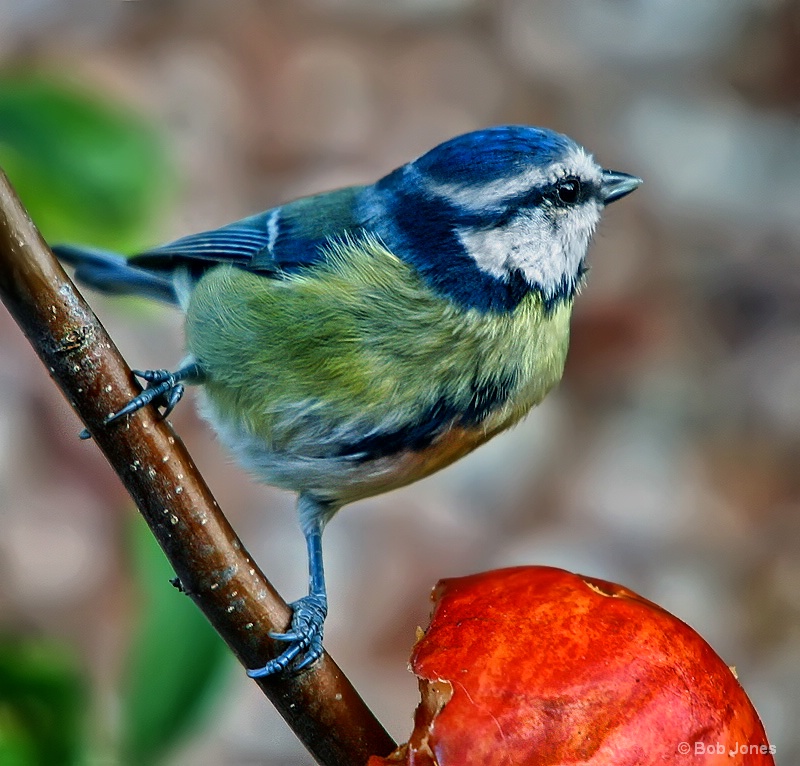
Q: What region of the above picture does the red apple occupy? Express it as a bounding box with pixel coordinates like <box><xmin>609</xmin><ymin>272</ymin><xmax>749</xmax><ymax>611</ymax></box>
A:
<box><xmin>369</xmin><ymin>566</ymin><xmax>774</xmax><ymax>765</ymax></box>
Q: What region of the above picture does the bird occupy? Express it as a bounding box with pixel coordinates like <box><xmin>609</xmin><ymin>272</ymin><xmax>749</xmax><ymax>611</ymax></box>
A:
<box><xmin>53</xmin><ymin>125</ymin><xmax>641</xmax><ymax>677</ymax></box>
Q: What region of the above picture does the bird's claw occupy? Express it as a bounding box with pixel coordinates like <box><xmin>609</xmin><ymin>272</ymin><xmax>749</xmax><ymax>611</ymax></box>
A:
<box><xmin>105</xmin><ymin>368</ymin><xmax>185</xmax><ymax>424</ymax></box>
<box><xmin>78</xmin><ymin>369</ymin><xmax>187</xmax><ymax>440</ymax></box>
<box><xmin>79</xmin><ymin>363</ymin><xmax>202</xmax><ymax>439</ymax></box>
<box><xmin>247</xmin><ymin>594</ymin><xmax>327</xmax><ymax>677</ymax></box>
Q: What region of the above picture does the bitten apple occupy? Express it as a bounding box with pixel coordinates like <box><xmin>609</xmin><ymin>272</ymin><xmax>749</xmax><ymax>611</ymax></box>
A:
<box><xmin>369</xmin><ymin>566</ymin><xmax>774</xmax><ymax>766</ymax></box>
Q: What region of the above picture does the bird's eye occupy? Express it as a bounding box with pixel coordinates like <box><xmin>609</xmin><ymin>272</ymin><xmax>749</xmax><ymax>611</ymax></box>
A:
<box><xmin>555</xmin><ymin>177</ymin><xmax>581</xmax><ymax>204</ymax></box>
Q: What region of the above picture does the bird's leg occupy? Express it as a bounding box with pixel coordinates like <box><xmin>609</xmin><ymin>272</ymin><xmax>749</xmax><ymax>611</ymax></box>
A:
<box><xmin>80</xmin><ymin>360</ymin><xmax>204</xmax><ymax>439</ymax></box>
<box><xmin>248</xmin><ymin>497</ymin><xmax>334</xmax><ymax>677</ymax></box>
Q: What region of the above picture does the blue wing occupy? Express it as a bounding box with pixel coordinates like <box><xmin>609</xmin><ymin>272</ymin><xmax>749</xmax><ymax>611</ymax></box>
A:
<box><xmin>130</xmin><ymin>214</ymin><xmax>276</xmax><ymax>274</ymax></box>
<box><xmin>130</xmin><ymin>185</ymin><xmax>367</xmax><ymax>277</ymax></box>
<box><xmin>53</xmin><ymin>185</ymin><xmax>369</xmax><ymax>304</ymax></box>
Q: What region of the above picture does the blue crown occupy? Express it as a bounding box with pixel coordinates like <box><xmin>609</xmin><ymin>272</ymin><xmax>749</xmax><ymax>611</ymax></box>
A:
<box><xmin>411</xmin><ymin>125</ymin><xmax>577</xmax><ymax>187</ymax></box>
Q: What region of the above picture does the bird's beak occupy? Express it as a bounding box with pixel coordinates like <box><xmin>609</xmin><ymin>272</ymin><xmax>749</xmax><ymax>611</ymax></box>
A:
<box><xmin>600</xmin><ymin>170</ymin><xmax>642</xmax><ymax>204</ymax></box>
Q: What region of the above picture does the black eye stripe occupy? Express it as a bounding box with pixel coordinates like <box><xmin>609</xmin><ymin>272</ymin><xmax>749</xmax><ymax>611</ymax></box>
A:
<box><xmin>448</xmin><ymin>174</ymin><xmax>598</xmax><ymax>231</ymax></box>
<box><xmin>498</xmin><ymin>176</ymin><xmax>596</xmax><ymax>213</ymax></box>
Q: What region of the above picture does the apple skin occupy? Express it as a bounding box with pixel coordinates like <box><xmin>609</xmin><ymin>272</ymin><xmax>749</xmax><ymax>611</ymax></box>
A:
<box><xmin>369</xmin><ymin>566</ymin><xmax>774</xmax><ymax>766</ymax></box>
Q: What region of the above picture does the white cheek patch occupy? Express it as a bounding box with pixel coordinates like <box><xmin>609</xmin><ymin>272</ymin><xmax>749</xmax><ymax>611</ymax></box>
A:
<box><xmin>458</xmin><ymin>200</ymin><xmax>602</xmax><ymax>298</ymax></box>
<box><xmin>460</xmin><ymin>213</ymin><xmax>551</xmax><ymax>280</ymax></box>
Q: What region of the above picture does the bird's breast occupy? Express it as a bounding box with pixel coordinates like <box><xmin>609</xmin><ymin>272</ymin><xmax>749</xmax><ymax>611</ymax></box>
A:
<box><xmin>185</xmin><ymin>242</ymin><xmax>574</xmax><ymax>503</ymax></box>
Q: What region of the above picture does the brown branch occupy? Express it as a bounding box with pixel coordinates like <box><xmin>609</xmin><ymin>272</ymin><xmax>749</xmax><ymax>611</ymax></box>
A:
<box><xmin>0</xmin><ymin>169</ymin><xmax>395</xmax><ymax>765</ymax></box>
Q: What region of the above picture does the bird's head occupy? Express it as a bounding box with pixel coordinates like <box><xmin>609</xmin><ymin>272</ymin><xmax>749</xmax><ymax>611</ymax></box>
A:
<box><xmin>364</xmin><ymin>125</ymin><xmax>641</xmax><ymax>313</ymax></box>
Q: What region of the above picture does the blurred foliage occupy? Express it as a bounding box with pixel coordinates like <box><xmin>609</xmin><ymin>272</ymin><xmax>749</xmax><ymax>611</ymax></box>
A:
<box><xmin>0</xmin><ymin>74</ymin><xmax>171</xmax><ymax>250</ymax></box>
<box><xmin>0</xmin><ymin>639</ymin><xmax>86</xmax><ymax>766</ymax></box>
<box><xmin>0</xmin><ymin>523</ymin><xmax>231</xmax><ymax>766</ymax></box>
<box><xmin>0</xmin><ymin>73</ymin><xmax>229</xmax><ymax>765</ymax></box>
<box><xmin>120</xmin><ymin>518</ymin><xmax>231</xmax><ymax>766</ymax></box>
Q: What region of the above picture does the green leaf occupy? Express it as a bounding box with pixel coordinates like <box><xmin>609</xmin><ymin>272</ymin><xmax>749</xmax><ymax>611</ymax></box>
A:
<box><xmin>0</xmin><ymin>74</ymin><xmax>172</xmax><ymax>250</ymax></box>
<box><xmin>0</xmin><ymin>637</ymin><xmax>87</xmax><ymax>766</ymax></box>
<box><xmin>119</xmin><ymin>517</ymin><xmax>231</xmax><ymax>766</ymax></box>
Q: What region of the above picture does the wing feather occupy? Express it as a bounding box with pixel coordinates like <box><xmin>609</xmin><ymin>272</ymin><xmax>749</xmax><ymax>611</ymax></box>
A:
<box><xmin>130</xmin><ymin>186</ymin><xmax>367</xmax><ymax>278</ymax></box>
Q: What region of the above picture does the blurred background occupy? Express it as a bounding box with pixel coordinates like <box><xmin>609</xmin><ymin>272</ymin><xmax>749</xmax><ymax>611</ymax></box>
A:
<box><xmin>1</xmin><ymin>0</ymin><xmax>799</xmax><ymax>763</ymax></box>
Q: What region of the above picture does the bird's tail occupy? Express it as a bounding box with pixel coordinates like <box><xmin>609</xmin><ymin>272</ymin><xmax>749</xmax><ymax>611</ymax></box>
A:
<box><xmin>52</xmin><ymin>244</ymin><xmax>178</xmax><ymax>305</ymax></box>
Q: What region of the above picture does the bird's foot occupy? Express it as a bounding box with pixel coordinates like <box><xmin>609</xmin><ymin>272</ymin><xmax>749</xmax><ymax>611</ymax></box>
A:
<box><xmin>247</xmin><ymin>593</ymin><xmax>328</xmax><ymax>677</ymax></box>
<box><xmin>79</xmin><ymin>363</ymin><xmax>201</xmax><ymax>439</ymax></box>
<box><xmin>107</xmin><ymin>368</ymin><xmax>186</xmax><ymax>424</ymax></box>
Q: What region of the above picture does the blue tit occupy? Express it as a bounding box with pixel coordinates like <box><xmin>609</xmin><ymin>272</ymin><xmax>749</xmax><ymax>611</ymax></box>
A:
<box><xmin>53</xmin><ymin>125</ymin><xmax>641</xmax><ymax>676</ymax></box>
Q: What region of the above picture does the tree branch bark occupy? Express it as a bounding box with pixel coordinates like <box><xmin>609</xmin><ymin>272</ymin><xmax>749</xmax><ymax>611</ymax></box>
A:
<box><xmin>0</xmin><ymin>168</ymin><xmax>395</xmax><ymax>765</ymax></box>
